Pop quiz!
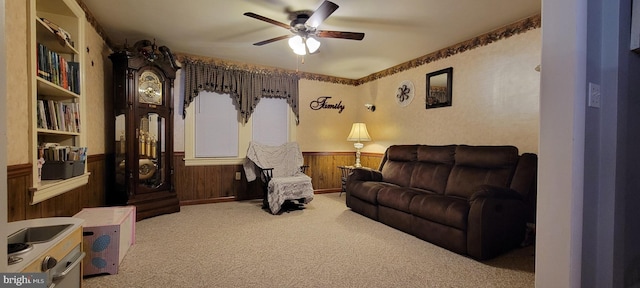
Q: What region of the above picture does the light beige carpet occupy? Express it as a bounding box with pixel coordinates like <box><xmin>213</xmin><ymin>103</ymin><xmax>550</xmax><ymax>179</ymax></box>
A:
<box><xmin>83</xmin><ymin>193</ymin><xmax>535</xmax><ymax>288</ymax></box>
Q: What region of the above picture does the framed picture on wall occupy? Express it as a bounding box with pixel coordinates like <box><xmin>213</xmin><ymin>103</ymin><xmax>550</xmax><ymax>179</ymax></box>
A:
<box><xmin>426</xmin><ymin>67</ymin><xmax>453</xmax><ymax>109</ymax></box>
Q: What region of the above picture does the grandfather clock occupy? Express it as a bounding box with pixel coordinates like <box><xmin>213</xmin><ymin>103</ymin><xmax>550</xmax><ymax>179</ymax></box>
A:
<box><xmin>109</xmin><ymin>40</ymin><xmax>180</xmax><ymax>220</ymax></box>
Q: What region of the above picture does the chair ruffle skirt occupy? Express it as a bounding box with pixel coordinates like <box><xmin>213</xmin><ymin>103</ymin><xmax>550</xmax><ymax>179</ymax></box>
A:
<box><xmin>268</xmin><ymin>174</ymin><xmax>314</xmax><ymax>214</ymax></box>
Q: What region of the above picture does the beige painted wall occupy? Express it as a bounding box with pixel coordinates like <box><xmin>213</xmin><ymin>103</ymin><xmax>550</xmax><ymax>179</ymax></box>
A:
<box><xmin>5</xmin><ymin>0</ymin><xmax>29</xmax><ymax>165</ymax></box>
<box><xmin>297</xmin><ymin>29</ymin><xmax>541</xmax><ymax>154</ymax></box>
<box><xmin>4</xmin><ymin>1</ymin><xmax>108</xmax><ymax>166</ymax></box>
<box><xmin>296</xmin><ymin>80</ymin><xmax>360</xmax><ymax>152</ymax></box>
<box><xmin>84</xmin><ymin>24</ymin><xmax>111</xmax><ymax>154</ymax></box>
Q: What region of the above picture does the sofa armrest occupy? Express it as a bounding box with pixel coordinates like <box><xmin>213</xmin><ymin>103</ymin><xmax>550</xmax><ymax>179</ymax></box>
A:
<box><xmin>344</xmin><ymin>168</ymin><xmax>382</xmax><ymax>209</ymax></box>
<box><xmin>469</xmin><ymin>184</ymin><xmax>523</xmax><ymax>203</ymax></box>
<box><xmin>467</xmin><ymin>185</ymin><xmax>527</xmax><ymax>260</ymax></box>
<box><xmin>348</xmin><ymin>167</ymin><xmax>383</xmax><ymax>182</ymax></box>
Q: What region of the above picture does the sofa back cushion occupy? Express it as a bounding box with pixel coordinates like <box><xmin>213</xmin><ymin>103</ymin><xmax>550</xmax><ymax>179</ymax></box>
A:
<box><xmin>381</xmin><ymin>145</ymin><xmax>455</xmax><ymax>193</ymax></box>
<box><xmin>409</xmin><ymin>145</ymin><xmax>456</xmax><ymax>194</ymax></box>
<box><xmin>381</xmin><ymin>145</ymin><xmax>419</xmax><ymax>187</ymax></box>
<box><xmin>444</xmin><ymin>145</ymin><xmax>519</xmax><ymax>199</ymax></box>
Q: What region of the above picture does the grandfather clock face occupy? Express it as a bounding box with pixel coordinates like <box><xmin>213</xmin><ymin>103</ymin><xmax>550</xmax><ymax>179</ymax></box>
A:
<box><xmin>138</xmin><ymin>70</ymin><xmax>163</xmax><ymax>105</ymax></box>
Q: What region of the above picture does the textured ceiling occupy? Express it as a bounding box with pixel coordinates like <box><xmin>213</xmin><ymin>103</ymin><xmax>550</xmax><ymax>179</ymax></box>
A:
<box><xmin>81</xmin><ymin>0</ymin><xmax>541</xmax><ymax>79</ymax></box>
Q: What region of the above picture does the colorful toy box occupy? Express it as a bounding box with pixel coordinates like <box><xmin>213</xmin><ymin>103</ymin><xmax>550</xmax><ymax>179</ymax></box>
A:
<box><xmin>73</xmin><ymin>206</ymin><xmax>136</xmax><ymax>276</ymax></box>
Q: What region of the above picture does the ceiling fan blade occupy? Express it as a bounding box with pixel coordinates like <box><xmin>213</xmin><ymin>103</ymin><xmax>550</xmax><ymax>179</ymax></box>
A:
<box><xmin>244</xmin><ymin>12</ymin><xmax>290</xmax><ymax>30</ymax></box>
<box><xmin>317</xmin><ymin>30</ymin><xmax>365</xmax><ymax>40</ymax></box>
<box><xmin>253</xmin><ymin>35</ymin><xmax>290</xmax><ymax>46</ymax></box>
<box><xmin>306</xmin><ymin>1</ymin><xmax>339</xmax><ymax>28</ymax></box>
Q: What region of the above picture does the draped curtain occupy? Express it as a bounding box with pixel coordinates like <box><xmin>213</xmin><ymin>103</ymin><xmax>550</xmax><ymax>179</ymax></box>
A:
<box><xmin>182</xmin><ymin>59</ymin><xmax>300</xmax><ymax>124</ymax></box>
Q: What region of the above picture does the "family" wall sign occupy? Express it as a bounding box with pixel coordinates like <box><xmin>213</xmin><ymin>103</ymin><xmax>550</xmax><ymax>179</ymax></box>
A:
<box><xmin>310</xmin><ymin>96</ymin><xmax>345</xmax><ymax>113</ymax></box>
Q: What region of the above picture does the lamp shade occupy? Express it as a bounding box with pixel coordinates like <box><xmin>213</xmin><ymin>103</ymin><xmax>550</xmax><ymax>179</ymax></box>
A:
<box><xmin>306</xmin><ymin>37</ymin><xmax>321</xmax><ymax>53</ymax></box>
<box><xmin>347</xmin><ymin>123</ymin><xmax>372</xmax><ymax>142</ymax></box>
<box><xmin>288</xmin><ymin>35</ymin><xmax>306</xmax><ymax>55</ymax></box>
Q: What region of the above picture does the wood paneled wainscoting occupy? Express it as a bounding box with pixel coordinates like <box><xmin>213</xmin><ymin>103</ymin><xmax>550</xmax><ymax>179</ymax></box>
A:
<box><xmin>7</xmin><ymin>155</ymin><xmax>107</xmax><ymax>222</ymax></box>
<box><xmin>6</xmin><ymin>152</ymin><xmax>384</xmax><ymax>220</ymax></box>
<box><xmin>173</xmin><ymin>151</ymin><xmax>383</xmax><ymax>206</ymax></box>
<box><xmin>302</xmin><ymin>152</ymin><xmax>383</xmax><ymax>193</ymax></box>
<box><xmin>173</xmin><ymin>152</ymin><xmax>255</xmax><ymax>205</ymax></box>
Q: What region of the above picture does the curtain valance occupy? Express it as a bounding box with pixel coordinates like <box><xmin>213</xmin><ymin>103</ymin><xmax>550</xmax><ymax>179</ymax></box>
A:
<box><xmin>182</xmin><ymin>60</ymin><xmax>300</xmax><ymax>124</ymax></box>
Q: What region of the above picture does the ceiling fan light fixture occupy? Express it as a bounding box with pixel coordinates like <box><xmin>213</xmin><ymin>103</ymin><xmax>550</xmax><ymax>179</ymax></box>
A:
<box><xmin>306</xmin><ymin>37</ymin><xmax>321</xmax><ymax>53</ymax></box>
<box><xmin>293</xmin><ymin>46</ymin><xmax>307</xmax><ymax>55</ymax></box>
<box><xmin>245</xmin><ymin>1</ymin><xmax>364</xmax><ymax>57</ymax></box>
<box><xmin>288</xmin><ymin>35</ymin><xmax>303</xmax><ymax>50</ymax></box>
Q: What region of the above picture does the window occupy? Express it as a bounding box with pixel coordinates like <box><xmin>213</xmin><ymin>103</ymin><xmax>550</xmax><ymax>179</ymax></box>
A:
<box><xmin>194</xmin><ymin>92</ymin><xmax>238</xmax><ymax>157</ymax></box>
<box><xmin>252</xmin><ymin>97</ymin><xmax>289</xmax><ymax>146</ymax></box>
<box><xmin>184</xmin><ymin>92</ymin><xmax>296</xmax><ymax>166</ymax></box>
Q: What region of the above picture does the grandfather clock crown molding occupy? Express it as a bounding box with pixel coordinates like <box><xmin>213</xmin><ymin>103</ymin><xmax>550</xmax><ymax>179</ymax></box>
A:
<box><xmin>114</xmin><ymin>39</ymin><xmax>180</xmax><ymax>77</ymax></box>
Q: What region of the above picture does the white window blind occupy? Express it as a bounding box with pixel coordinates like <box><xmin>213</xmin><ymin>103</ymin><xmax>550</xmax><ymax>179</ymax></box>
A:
<box><xmin>194</xmin><ymin>91</ymin><xmax>238</xmax><ymax>157</ymax></box>
<box><xmin>252</xmin><ymin>97</ymin><xmax>289</xmax><ymax>146</ymax></box>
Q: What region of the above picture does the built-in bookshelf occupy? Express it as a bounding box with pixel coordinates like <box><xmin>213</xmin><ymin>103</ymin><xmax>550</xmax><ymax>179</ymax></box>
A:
<box><xmin>28</xmin><ymin>0</ymin><xmax>89</xmax><ymax>204</ymax></box>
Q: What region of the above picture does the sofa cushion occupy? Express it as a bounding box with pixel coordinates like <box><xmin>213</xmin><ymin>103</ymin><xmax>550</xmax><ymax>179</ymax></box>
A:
<box><xmin>386</xmin><ymin>145</ymin><xmax>419</xmax><ymax>161</ymax></box>
<box><xmin>409</xmin><ymin>145</ymin><xmax>456</xmax><ymax>193</ymax></box>
<box><xmin>381</xmin><ymin>161</ymin><xmax>416</xmax><ymax>187</ymax></box>
<box><xmin>380</xmin><ymin>145</ymin><xmax>419</xmax><ymax>187</ymax></box>
<box><xmin>444</xmin><ymin>145</ymin><xmax>519</xmax><ymax>199</ymax></box>
<box><xmin>454</xmin><ymin>145</ymin><xmax>519</xmax><ymax>168</ymax></box>
<box><xmin>377</xmin><ymin>187</ymin><xmax>429</xmax><ymax>212</ymax></box>
<box><xmin>349</xmin><ymin>181</ymin><xmax>398</xmax><ymax>204</ymax></box>
<box><xmin>409</xmin><ymin>194</ymin><xmax>469</xmax><ymax>230</ymax></box>
<box><xmin>416</xmin><ymin>145</ymin><xmax>456</xmax><ymax>164</ymax></box>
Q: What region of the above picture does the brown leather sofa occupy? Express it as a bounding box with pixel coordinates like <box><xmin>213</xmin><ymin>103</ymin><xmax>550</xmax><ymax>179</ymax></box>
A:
<box><xmin>346</xmin><ymin>145</ymin><xmax>537</xmax><ymax>260</ymax></box>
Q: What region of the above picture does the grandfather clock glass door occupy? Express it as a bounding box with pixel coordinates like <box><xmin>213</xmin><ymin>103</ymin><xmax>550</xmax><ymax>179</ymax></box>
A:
<box><xmin>115</xmin><ymin>113</ymin><xmax>126</xmax><ymax>200</ymax></box>
<box><xmin>137</xmin><ymin>112</ymin><xmax>166</xmax><ymax>191</ymax></box>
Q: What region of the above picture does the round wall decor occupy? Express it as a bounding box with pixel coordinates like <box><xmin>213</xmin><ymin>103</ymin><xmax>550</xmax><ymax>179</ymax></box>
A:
<box><xmin>396</xmin><ymin>80</ymin><xmax>415</xmax><ymax>107</ymax></box>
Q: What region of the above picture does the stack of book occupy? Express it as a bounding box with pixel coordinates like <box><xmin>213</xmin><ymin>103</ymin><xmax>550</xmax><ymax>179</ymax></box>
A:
<box><xmin>36</xmin><ymin>43</ymin><xmax>80</xmax><ymax>94</ymax></box>
<box><xmin>36</xmin><ymin>99</ymin><xmax>81</xmax><ymax>133</ymax></box>
<box><xmin>40</xmin><ymin>145</ymin><xmax>87</xmax><ymax>162</ymax></box>
<box><xmin>39</xmin><ymin>145</ymin><xmax>87</xmax><ymax>180</ymax></box>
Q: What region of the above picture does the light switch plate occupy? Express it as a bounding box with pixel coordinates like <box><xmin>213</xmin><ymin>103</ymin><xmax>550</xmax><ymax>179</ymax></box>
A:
<box><xmin>588</xmin><ymin>82</ymin><xmax>601</xmax><ymax>108</ymax></box>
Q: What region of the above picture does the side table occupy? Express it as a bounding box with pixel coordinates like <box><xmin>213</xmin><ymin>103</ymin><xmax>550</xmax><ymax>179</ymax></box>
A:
<box><xmin>337</xmin><ymin>165</ymin><xmax>355</xmax><ymax>196</ymax></box>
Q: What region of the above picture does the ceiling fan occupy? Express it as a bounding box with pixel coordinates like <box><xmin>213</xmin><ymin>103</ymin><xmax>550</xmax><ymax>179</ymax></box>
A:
<box><xmin>244</xmin><ymin>0</ymin><xmax>365</xmax><ymax>55</ymax></box>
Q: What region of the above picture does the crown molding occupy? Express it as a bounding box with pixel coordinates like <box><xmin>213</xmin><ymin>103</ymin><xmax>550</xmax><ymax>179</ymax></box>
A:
<box><xmin>76</xmin><ymin>0</ymin><xmax>116</xmax><ymax>49</ymax></box>
<box><xmin>355</xmin><ymin>14</ymin><xmax>541</xmax><ymax>85</ymax></box>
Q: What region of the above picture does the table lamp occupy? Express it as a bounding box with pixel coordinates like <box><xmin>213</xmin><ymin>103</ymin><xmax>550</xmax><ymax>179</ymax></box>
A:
<box><xmin>347</xmin><ymin>123</ymin><xmax>372</xmax><ymax>167</ymax></box>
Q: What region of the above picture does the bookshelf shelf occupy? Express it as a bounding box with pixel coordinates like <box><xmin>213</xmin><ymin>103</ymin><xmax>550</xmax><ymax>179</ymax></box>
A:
<box><xmin>36</xmin><ymin>77</ymin><xmax>80</xmax><ymax>99</ymax></box>
<box><xmin>29</xmin><ymin>173</ymin><xmax>91</xmax><ymax>204</ymax></box>
<box><xmin>35</xmin><ymin>17</ymin><xmax>79</xmax><ymax>55</ymax></box>
<box><xmin>29</xmin><ymin>0</ymin><xmax>87</xmax><ymax>204</ymax></box>
<box><xmin>36</xmin><ymin>128</ymin><xmax>80</xmax><ymax>136</ymax></box>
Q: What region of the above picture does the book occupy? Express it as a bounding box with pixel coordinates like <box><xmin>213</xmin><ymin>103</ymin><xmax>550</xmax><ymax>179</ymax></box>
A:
<box><xmin>68</xmin><ymin>62</ymin><xmax>80</xmax><ymax>94</ymax></box>
<box><xmin>37</xmin><ymin>100</ymin><xmax>48</xmax><ymax>129</ymax></box>
<box><xmin>40</xmin><ymin>18</ymin><xmax>73</xmax><ymax>47</ymax></box>
<box><xmin>47</xmin><ymin>100</ymin><xmax>57</xmax><ymax>130</ymax></box>
<box><xmin>74</xmin><ymin>102</ymin><xmax>81</xmax><ymax>133</ymax></box>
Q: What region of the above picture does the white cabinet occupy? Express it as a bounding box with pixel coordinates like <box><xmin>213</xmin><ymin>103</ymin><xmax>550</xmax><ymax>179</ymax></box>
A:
<box><xmin>28</xmin><ymin>0</ymin><xmax>89</xmax><ymax>204</ymax></box>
